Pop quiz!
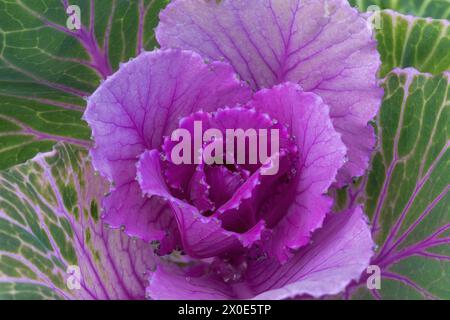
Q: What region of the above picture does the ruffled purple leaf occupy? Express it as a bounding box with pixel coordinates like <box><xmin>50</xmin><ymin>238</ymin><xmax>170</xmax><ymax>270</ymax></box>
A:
<box><xmin>84</xmin><ymin>49</ymin><xmax>251</xmax><ymax>243</ymax></box>
<box><xmin>137</xmin><ymin>150</ymin><xmax>266</xmax><ymax>258</ymax></box>
<box><xmin>248</xmin><ymin>83</ymin><xmax>347</xmax><ymax>262</ymax></box>
<box><xmin>147</xmin><ymin>206</ymin><xmax>374</xmax><ymax>300</ymax></box>
<box><xmin>157</xmin><ymin>0</ymin><xmax>383</xmax><ymax>186</ymax></box>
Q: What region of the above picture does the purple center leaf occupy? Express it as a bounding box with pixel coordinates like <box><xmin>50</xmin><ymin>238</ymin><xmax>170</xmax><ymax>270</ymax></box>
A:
<box><xmin>81</xmin><ymin>0</ymin><xmax>382</xmax><ymax>300</ymax></box>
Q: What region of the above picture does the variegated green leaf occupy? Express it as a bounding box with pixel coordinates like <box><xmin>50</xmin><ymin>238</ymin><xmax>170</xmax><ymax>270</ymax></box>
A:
<box><xmin>349</xmin><ymin>0</ymin><xmax>450</xmax><ymax>19</ymax></box>
<box><xmin>376</xmin><ymin>10</ymin><xmax>450</xmax><ymax>77</ymax></box>
<box><xmin>0</xmin><ymin>143</ymin><xmax>155</xmax><ymax>299</ymax></box>
<box><xmin>349</xmin><ymin>69</ymin><xmax>449</xmax><ymax>299</ymax></box>
<box><xmin>0</xmin><ymin>0</ymin><xmax>168</xmax><ymax>170</ymax></box>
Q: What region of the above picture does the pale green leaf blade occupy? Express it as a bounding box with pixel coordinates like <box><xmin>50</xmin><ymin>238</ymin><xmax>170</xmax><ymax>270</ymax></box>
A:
<box><xmin>350</xmin><ymin>69</ymin><xmax>449</xmax><ymax>300</ymax></box>
<box><xmin>0</xmin><ymin>0</ymin><xmax>168</xmax><ymax>170</ymax></box>
<box><xmin>376</xmin><ymin>10</ymin><xmax>450</xmax><ymax>77</ymax></box>
<box><xmin>349</xmin><ymin>0</ymin><xmax>450</xmax><ymax>19</ymax></box>
<box><xmin>0</xmin><ymin>144</ymin><xmax>154</xmax><ymax>299</ymax></box>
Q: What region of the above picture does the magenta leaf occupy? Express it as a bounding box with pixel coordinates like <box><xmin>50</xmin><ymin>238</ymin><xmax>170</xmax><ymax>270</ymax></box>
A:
<box><xmin>247</xmin><ymin>83</ymin><xmax>347</xmax><ymax>262</ymax></box>
<box><xmin>84</xmin><ymin>49</ymin><xmax>251</xmax><ymax>244</ymax></box>
<box><xmin>146</xmin><ymin>206</ymin><xmax>373</xmax><ymax>300</ymax></box>
<box><xmin>157</xmin><ymin>0</ymin><xmax>383</xmax><ymax>186</ymax></box>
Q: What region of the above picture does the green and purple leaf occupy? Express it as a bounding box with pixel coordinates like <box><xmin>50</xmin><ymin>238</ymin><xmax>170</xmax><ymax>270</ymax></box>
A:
<box><xmin>0</xmin><ymin>144</ymin><xmax>154</xmax><ymax>299</ymax></box>
<box><xmin>348</xmin><ymin>69</ymin><xmax>449</xmax><ymax>300</ymax></box>
<box><xmin>0</xmin><ymin>0</ymin><xmax>168</xmax><ymax>170</ymax></box>
<box><xmin>349</xmin><ymin>0</ymin><xmax>450</xmax><ymax>19</ymax></box>
<box><xmin>376</xmin><ymin>10</ymin><xmax>450</xmax><ymax>77</ymax></box>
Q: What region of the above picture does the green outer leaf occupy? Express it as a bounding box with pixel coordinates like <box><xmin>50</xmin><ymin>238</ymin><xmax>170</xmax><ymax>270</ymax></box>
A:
<box><xmin>376</xmin><ymin>10</ymin><xmax>450</xmax><ymax>77</ymax></box>
<box><xmin>353</xmin><ymin>69</ymin><xmax>449</xmax><ymax>299</ymax></box>
<box><xmin>349</xmin><ymin>0</ymin><xmax>450</xmax><ymax>20</ymax></box>
<box><xmin>0</xmin><ymin>0</ymin><xmax>168</xmax><ymax>170</ymax></box>
<box><xmin>0</xmin><ymin>143</ymin><xmax>155</xmax><ymax>299</ymax></box>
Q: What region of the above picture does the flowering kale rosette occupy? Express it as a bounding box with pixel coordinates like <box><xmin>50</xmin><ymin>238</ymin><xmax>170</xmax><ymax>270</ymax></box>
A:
<box><xmin>84</xmin><ymin>0</ymin><xmax>383</xmax><ymax>299</ymax></box>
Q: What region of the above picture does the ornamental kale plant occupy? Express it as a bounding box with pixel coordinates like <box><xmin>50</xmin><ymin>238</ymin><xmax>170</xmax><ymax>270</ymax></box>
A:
<box><xmin>0</xmin><ymin>0</ymin><xmax>448</xmax><ymax>300</ymax></box>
